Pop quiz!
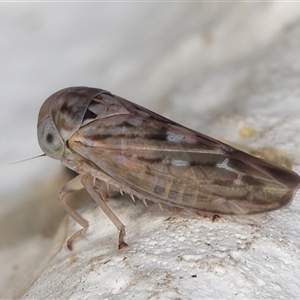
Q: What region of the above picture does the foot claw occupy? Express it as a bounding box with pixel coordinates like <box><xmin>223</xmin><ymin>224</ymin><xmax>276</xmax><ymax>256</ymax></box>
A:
<box><xmin>212</xmin><ymin>214</ymin><xmax>220</xmax><ymax>222</ymax></box>
<box><xmin>118</xmin><ymin>241</ymin><xmax>129</xmax><ymax>250</ymax></box>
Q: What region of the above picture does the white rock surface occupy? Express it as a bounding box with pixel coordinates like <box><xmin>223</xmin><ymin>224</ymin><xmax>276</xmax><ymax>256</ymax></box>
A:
<box><xmin>1</xmin><ymin>3</ymin><xmax>300</xmax><ymax>299</ymax></box>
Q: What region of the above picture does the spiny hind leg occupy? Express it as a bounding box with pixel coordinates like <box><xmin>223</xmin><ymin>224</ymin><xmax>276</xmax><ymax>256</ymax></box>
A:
<box><xmin>82</xmin><ymin>176</ymin><xmax>128</xmax><ymax>250</ymax></box>
<box><xmin>58</xmin><ymin>175</ymin><xmax>89</xmax><ymax>250</ymax></box>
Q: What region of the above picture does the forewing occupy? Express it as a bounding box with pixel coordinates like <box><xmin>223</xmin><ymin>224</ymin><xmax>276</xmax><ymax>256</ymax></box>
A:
<box><xmin>68</xmin><ymin>94</ymin><xmax>300</xmax><ymax>215</ymax></box>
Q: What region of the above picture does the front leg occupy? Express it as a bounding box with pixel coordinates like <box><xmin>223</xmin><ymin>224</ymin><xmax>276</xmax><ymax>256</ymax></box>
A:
<box><xmin>58</xmin><ymin>175</ymin><xmax>89</xmax><ymax>250</ymax></box>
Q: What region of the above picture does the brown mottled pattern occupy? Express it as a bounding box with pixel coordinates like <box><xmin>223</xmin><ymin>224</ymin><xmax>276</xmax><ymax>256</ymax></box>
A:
<box><xmin>39</xmin><ymin>87</ymin><xmax>300</xmax><ymax>216</ymax></box>
<box><xmin>71</xmin><ymin>106</ymin><xmax>300</xmax><ymax>215</ymax></box>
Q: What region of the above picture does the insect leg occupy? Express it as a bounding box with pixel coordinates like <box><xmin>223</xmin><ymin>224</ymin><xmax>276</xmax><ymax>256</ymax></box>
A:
<box><xmin>58</xmin><ymin>175</ymin><xmax>89</xmax><ymax>250</ymax></box>
<box><xmin>81</xmin><ymin>176</ymin><xmax>128</xmax><ymax>250</ymax></box>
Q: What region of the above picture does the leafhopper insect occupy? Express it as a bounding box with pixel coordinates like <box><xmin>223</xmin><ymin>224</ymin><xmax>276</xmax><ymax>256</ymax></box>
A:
<box><xmin>37</xmin><ymin>87</ymin><xmax>300</xmax><ymax>249</ymax></box>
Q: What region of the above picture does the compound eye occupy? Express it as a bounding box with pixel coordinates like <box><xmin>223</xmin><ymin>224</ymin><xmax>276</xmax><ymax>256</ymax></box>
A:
<box><xmin>37</xmin><ymin>118</ymin><xmax>64</xmax><ymax>159</ymax></box>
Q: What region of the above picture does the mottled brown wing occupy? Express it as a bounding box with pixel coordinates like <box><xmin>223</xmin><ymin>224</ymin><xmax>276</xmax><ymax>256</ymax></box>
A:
<box><xmin>69</xmin><ymin>110</ymin><xmax>300</xmax><ymax>215</ymax></box>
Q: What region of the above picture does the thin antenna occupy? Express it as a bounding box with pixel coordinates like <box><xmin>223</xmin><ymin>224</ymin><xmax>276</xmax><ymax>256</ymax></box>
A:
<box><xmin>9</xmin><ymin>154</ymin><xmax>46</xmax><ymax>165</ymax></box>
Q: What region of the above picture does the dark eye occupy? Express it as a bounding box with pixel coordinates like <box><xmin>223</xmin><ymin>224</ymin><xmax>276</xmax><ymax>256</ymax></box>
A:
<box><xmin>46</xmin><ymin>133</ymin><xmax>53</xmax><ymax>143</ymax></box>
<box><xmin>37</xmin><ymin>118</ymin><xmax>64</xmax><ymax>160</ymax></box>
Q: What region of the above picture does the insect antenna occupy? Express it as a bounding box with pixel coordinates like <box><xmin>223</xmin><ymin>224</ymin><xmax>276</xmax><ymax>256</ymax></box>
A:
<box><xmin>9</xmin><ymin>154</ymin><xmax>46</xmax><ymax>165</ymax></box>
